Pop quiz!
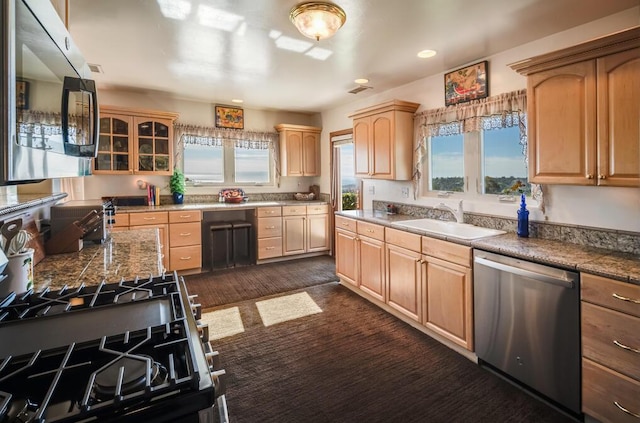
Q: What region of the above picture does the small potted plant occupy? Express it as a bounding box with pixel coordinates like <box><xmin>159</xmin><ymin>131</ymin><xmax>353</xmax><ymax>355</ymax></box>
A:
<box><xmin>169</xmin><ymin>168</ymin><xmax>186</xmax><ymax>204</ymax></box>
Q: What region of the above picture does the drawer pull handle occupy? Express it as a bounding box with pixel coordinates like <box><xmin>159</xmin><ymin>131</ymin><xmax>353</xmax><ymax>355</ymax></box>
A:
<box><xmin>180</xmin><ymin>232</ymin><xmax>191</xmax><ymax>236</ymax></box>
<box><xmin>266</xmin><ymin>247</ymin><xmax>275</xmax><ymax>250</ymax></box>
<box><xmin>143</xmin><ymin>217</ymin><xmax>156</xmax><ymax>220</ymax></box>
<box><xmin>613</xmin><ymin>340</ymin><xmax>640</xmax><ymax>354</ymax></box>
<box><xmin>342</xmin><ymin>222</ymin><xmax>349</xmax><ymax>226</ymax></box>
<box><xmin>179</xmin><ymin>215</ymin><xmax>191</xmax><ymax>218</ymax></box>
<box><xmin>266</xmin><ymin>226</ymin><xmax>275</xmax><ymax>229</ymax></box>
<box><xmin>180</xmin><ymin>256</ymin><xmax>192</xmax><ymax>260</ymax></box>
<box><xmin>366</xmin><ymin>229</ymin><xmax>374</xmax><ymax>233</ymax></box>
<box><xmin>614</xmin><ymin>401</ymin><xmax>640</xmax><ymax>419</ymax></box>
<box><xmin>612</xmin><ymin>293</ymin><xmax>640</xmax><ymax>304</ymax></box>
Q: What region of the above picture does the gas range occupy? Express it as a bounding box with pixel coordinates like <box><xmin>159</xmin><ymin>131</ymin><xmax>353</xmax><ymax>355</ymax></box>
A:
<box><xmin>0</xmin><ymin>273</ymin><xmax>227</xmax><ymax>423</ymax></box>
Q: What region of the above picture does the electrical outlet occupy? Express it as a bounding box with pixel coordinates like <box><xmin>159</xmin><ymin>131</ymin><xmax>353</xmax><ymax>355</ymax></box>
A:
<box><xmin>401</xmin><ymin>187</ymin><xmax>409</xmax><ymax>198</ymax></box>
<box><xmin>368</xmin><ymin>186</ymin><xmax>375</xmax><ymax>195</ymax></box>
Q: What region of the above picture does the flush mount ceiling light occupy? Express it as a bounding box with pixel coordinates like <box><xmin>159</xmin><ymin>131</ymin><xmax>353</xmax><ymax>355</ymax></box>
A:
<box><xmin>289</xmin><ymin>2</ymin><xmax>346</xmax><ymax>41</ymax></box>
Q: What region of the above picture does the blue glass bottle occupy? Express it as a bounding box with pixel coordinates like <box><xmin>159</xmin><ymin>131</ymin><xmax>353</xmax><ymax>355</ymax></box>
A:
<box><xmin>517</xmin><ymin>193</ymin><xmax>529</xmax><ymax>238</ymax></box>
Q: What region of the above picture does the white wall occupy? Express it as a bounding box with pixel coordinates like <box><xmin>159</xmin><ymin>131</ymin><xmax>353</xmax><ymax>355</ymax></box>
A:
<box><xmin>80</xmin><ymin>90</ymin><xmax>322</xmax><ymax>200</ymax></box>
<box><xmin>318</xmin><ymin>8</ymin><xmax>640</xmax><ymax>232</ymax></box>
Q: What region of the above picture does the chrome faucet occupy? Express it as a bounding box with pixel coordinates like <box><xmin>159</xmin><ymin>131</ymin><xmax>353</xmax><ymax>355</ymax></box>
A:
<box><xmin>436</xmin><ymin>200</ymin><xmax>464</xmax><ymax>223</ymax></box>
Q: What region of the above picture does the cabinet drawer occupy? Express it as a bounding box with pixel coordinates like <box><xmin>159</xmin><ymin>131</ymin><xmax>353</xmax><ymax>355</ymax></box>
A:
<box><xmin>582</xmin><ymin>301</ymin><xmax>640</xmax><ymax>381</ymax></box>
<box><xmin>583</xmin><ymin>358</ymin><xmax>640</xmax><ymax>423</ymax></box>
<box><xmin>257</xmin><ymin>207</ymin><xmax>281</xmax><ymax>218</ymax></box>
<box><xmin>129</xmin><ymin>211</ymin><xmax>169</xmax><ymax>226</ymax></box>
<box><xmin>582</xmin><ymin>273</ymin><xmax>640</xmax><ymax>318</ymax></box>
<box><xmin>335</xmin><ymin>216</ymin><xmax>356</xmax><ymax>232</ymax></box>
<box><xmin>257</xmin><ymin>217</ymin><xmax>282</xmax><ymax>239</ymax></box>
<box><xmin>422</xmin><ymin>237</ymin><xmax>471</xmax><ymax>267</ymax></box>
<box><xmin>169</xmin><ymin>222</ymin><xmax>202</xmax><ymax>247</ymax></box>
<box><xmin>385</xmin><ymin>228</ymin><xmax>421</xmax><ymax>252</ymax></box>
<box><xmin>169</xmin><ymin>210</ymin><xmax>202</xmax><ymax>223</ymax></box>
<box><xmin>307</xmin><ymin>204</ymin><xmax>329</xmax><ymax>215</ymax></box>
<box><xmin>282</xmin><ymin>205</ymin><xmax>306</xmax><ymax>216</ymax></box>
<box><xmin>357</xmin><ymin>221</ymin><xmax>385</xmax><ymax>241</ymax></box>
<box><xmin>258</xmin><ymin>237</ymin><xmax>283</xmax><ymax>259</ymax></box>
<box><xmin>169</xmin><ymin>245</ymin><xmax>201</xmax><ymax>271</ymax></box>
<box><xmin>112</xmin><ymin>213</ymin><xmax>129</xmax><ymax>227</ymax></box>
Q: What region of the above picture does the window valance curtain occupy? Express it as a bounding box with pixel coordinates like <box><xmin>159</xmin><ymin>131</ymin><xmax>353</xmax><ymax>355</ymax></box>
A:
<box><xmin>17</xmin><ymin>110</ymin><xmax>80</xmax><ymax>137</ymax></box>
<box><xmin>412</xmin><ymin>89</ymin><xmax>535</xmax><ymax>203</ymax></box>
<box><xmin>174</xmin><ymin>123</ymin><xmax>281</xmax><ymax>186</ymax></box>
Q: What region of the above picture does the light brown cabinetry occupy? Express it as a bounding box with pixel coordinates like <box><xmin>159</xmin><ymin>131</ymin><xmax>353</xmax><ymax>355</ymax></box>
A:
<box><xmin>95</xmin><ymin>106</ymin><xmax>178</xmax><ymax>175</ymax></box>
<box><xmin>168</xmin><ymin>210</ymin><xmax>202</xmax><ymax>271</ymax></box>
<box><xmin>128</xmin><ymin>211</ymin><xmax>170</xmax><ymax>271</ymax></box>
<box><xmin>385</xmin><ymin>228</ymin><xmax>422</xmax><ymax>321</ymax></box>
<box><xmin>349</xmin><ymin>100</ymin><xmax>420</xmax><ymax>180</ymax></box>
<box><xmin>421</xmin><ymin>237</ymin><xmax>473</xmax><ymax>351</ymax></box>
<box><xmin>335</xmin><ymin>216</ymin><xmax>358</xmax><ymax>286</ymax></box>
<box><xmin>282</xmin><ymin>205</ymin><xmax>330</xmax><ymax>256</ymax></box>
<box><xmin>256</xmin><ymin>207</ymin><xmax>283</xmax><ymax>260</ymax></box>
<box><xmin>511</xmin><ymin>28</ymin><xmax>640</xmax><ymax>186</ymax></box>
<box><xmin>275</xmin><ymin>124</ymin><xmax>321</xmax><ymax>176</ymax></box>
<box><xmin>581</xmin><ymin>273</ymin><xmax>640</xmax><ymax>422</ymax></box>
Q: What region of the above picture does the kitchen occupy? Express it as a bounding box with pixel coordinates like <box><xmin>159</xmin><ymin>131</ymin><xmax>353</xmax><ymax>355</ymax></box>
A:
<box><xmin>0</xmin><ymin>1</ymin><xmax>639</xmax><ymax>422</ymax></box>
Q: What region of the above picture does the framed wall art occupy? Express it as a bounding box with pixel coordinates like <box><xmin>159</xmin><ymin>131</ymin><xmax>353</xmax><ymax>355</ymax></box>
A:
<box><xmin>16</xmin><ymin>80</ymin><xmax>29</xmax><ymax>109</ymax></box>
<box><xmin>215</xmin><ymin>105</ymin><xmax>244</xmax><ymax>129</ymax></box>
<box><xmin>444</xmin><ymin>61</ymin><xmax>488</xmax><ymax>106</ymax></box>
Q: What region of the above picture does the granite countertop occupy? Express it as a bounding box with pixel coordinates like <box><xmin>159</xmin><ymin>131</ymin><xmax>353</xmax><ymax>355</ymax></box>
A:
<box><xmin>337</xmin><ymin>210</ymin><xmax>640</xmax><ymax>285</ymax></box>
<box><xmin>115</xmin><ymin>200</ymin><xmax>329</xmax><ymax>213</ymax></box>
<box><xmin>34</xmin><ymin>228</ymin><xmax>162</xmax><ymax>292</ymax></box>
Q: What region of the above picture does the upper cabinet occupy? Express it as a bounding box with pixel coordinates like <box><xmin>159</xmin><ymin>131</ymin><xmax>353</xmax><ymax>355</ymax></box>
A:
<box><xmin>275</xmin><ymin>124</ymin><xmax>321</xmax><ymax>176</ymax></box>
<box><xmin>511</xmin><ymin>27</ymin><xmax>640</xmax><ymax>187</ymax></box>
<box><xmin>349</xmin><ymin>100</ymin><xmax>420</xmax><ymax>180</ymax></box>
<box><xmin>95</xmin><ymin>106</ymin><xmax>179</xmax><ymax>176</ymax></box>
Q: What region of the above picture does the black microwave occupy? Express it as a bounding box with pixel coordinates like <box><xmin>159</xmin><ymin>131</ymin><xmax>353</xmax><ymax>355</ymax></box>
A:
<box><xmin>0</xmin><ymin>0</ymin><xmax>99</xmax><ymax>185</ymax></box>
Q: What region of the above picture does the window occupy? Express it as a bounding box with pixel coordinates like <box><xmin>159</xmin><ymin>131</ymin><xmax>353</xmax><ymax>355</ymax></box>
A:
<box><xmin>481</xmin><ymin>126</ymin><xmax>529</xmax><ymax>195</ymax></box>
<box><xmin>183</xmin><ymin>137</ymin><xmax>274</xmax><ymax>185</ymax></box>
<box><xmin>425</xmin><ymin>126</ymin><xmax>528</xmax><ymax>198</ymax></box>
<box><xmin>428</xmin><ymin>134</ymin><xmax>464</xmax><ymax>192</ymax></box>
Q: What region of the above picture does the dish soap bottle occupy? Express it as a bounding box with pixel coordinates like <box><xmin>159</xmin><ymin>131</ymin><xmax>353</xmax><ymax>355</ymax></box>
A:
<box><xmin>517</xmin><ymin>193</ymin><xmax>529</xmax><ymax>238</ymax></box>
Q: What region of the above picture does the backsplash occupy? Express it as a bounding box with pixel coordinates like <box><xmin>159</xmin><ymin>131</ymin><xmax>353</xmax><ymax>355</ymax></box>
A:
<box><xmin>374</xmin><ymin>200</ymin><xmax>640</xmax><ymax>255</ymax></box>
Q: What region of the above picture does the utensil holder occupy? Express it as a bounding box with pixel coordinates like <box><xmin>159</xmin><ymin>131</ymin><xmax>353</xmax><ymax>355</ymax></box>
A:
<box><xmin>1</xmin><ymin>248</ymin><xmax>34</xmax><ymax>295</ymax></box>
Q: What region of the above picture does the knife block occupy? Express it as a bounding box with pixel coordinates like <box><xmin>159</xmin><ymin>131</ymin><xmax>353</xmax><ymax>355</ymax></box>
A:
<box><xmin>45</xmin><ymin>223</ymin><xmax>84</xmax><ymax>255</ymax></box>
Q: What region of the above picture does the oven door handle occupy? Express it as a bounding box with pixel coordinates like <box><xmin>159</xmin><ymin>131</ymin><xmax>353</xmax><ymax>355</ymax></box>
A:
<box><xmin>474</xmin><ymin>256</ymin><xmax>575</xmax><ymax>288</ymax></box>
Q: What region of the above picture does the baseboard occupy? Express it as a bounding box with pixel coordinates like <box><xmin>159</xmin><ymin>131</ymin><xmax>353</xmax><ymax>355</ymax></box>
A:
<box><xmin>256</xmin><ymin>251</ymin><xmax>330</xmax><ymax>265</ymax></box>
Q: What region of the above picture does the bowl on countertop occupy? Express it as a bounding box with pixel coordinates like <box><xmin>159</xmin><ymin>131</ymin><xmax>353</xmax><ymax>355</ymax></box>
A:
<box><xmin>224</xmin><ymin>196</ymin><xmax>246</xmax><ymax>203</ymax></box>
<box><xmin>294</xmin><ymin>192</ymin><xmax>315</xmax><ymax>201</ymax></box>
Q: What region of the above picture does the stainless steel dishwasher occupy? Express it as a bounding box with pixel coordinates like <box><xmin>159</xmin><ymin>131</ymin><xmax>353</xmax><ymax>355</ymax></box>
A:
<box><xmin>473</xmin><ymin>250</ymin><xmax>580</xmax><ymax>416</ymax></box>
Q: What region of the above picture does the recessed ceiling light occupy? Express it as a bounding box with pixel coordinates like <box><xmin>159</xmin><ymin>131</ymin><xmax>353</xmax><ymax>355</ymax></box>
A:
<box><xmin>231</xmin><ymin>99</ymin><xmax>244</xmax><ymax>104</ymax></box>
<box><xmin>354</xmin><ymin>78</ymin><xmax>369</xmax><ymax>84</ymax></box>
<box><xmin>417</xmin><ymin>49</ymin><xmax>437</xmax><ymax>58</ymax></box>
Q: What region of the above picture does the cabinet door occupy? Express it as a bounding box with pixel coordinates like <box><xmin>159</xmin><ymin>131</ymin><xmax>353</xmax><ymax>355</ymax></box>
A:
<box><xmin>353</xmin><ymin>117</ymin><xmax>371</xmax><ymax>177</ymax></box>
<box><xmin>371</xmin><ymin>111</ymin><xmax>393</xmax><ymax>178</ymax></box>
<box><xmin>528</xmin><ymin>60</ymin><xmax>597</xmax><ymax>184</ymax></box>
<box><xmin>306</xmin><ymin>214</ymin><xmax>329</xmax><ymax>252</ymax></box>
<box><xmin>284</xmin><ymin>130</ymin><xmax>304</xmax><ymax>176</ymax></box>
<box><xmin>94</xmin><ymin>114</ymin><xmax>133</xmax><ymax>174</ymax></box>
<box><xmin>386</xmin><ymin>243</ymin><xmax>422</xmax><ymax>321</ymax></box>
<box><xmin>282</xmin><ymin>215</ymin><xmax>305</xmax><ymax>256</ymax></box>
<box><xmin>130</xmin><ymin>223</ymin><xmax>169</xmax><ymax>271</ymax></box>
<box><xmin>597</xmin><ymin>48</ymin><xmax>640</xmax><ymax>187</ymax></box>
<box><xmin>359</xmin><ymin>235</ymin><xmax>385</xmax><ymax>302</ymax></box>
<box><xmin>302</xmin><ymin>131</ymin><xmax>319</xmax><ymax>176</ymax></box>
<box><xmin>423</xmin><ymin>255</ymin><xmax>473</xmax><ymax>350</ymax></box>
<box><xmin>134</xmin><ymin>117</ymin><xmax>173</xmax><ymax>175</ymax></box>
<box><xmin>335</xmin><ymin>228</ymin><xmax>357</xmax><ymax>286</ymax></box>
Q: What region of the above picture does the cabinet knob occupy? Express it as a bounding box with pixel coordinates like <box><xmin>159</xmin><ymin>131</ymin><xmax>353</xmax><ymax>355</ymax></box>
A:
<box><xmin>586</xmin><ymin>174</ymin><xmax>594</xmax><ymax>179</ymax></box>
<box><xmin>598</xmin><ymin>174</ymin><xmax>606</xmax><ymax>180</ymax></box>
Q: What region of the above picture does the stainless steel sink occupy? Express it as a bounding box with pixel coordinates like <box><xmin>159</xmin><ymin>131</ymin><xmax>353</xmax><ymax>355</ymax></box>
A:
<box><xmin>392</xmin><ymin>219</ymin><xmax>506</xmax><ymax>240</ymax></box>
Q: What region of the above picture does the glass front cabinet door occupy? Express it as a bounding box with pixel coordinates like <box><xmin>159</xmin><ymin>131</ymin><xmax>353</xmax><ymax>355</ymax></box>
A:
<box><xmin>93</xmin><ymin>106</ymin><xmax>178</xmax><ymax>175</ymax></box>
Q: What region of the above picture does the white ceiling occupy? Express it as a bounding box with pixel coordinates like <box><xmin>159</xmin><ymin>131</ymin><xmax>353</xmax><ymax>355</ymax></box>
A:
<box><xmin>67</xmin><ymin>0</ymin><xmax>639</xmax><ymax>114</ymax></box>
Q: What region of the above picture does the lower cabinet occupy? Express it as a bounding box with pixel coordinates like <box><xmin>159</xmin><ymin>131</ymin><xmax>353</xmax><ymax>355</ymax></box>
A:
<box><xmin>422</xmin><ymin>237</ymin><xmax>473</xmax><ymax>351</ymax></box>
<box><xmin>385</xmin><ymin>228</ymin><xmax>422</xmax><ymax>322</ymax></box>
<box><xmin>168</xmin><ymin>210</ymin><xmax>202</xmax><ymax>271</ymax></box>
<box><xmin>256</xmin><ymin>207</ymin><xmax>283</xmax><ymax>260</ymax></box>
<box><xmin>581</xmin><ymin>273</ymin><xmax>640</xmax><ymax>423</ymax></box>
<box><xmin>334</xmin><ymin>217</ymin><xmax>475</xmax><ymax>352</ymax></box>
<box><xmin>282</xmin><ymin>205</ymin><xmax>330</xmax><ymax>256</ymax></box>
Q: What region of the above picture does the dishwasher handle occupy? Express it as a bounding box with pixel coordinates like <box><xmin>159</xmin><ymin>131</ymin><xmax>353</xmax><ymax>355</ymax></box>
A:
<box><xmin>474</xmin><ymin>256</ymin><xmax>575</xmax><ymax>289</ymax></box>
